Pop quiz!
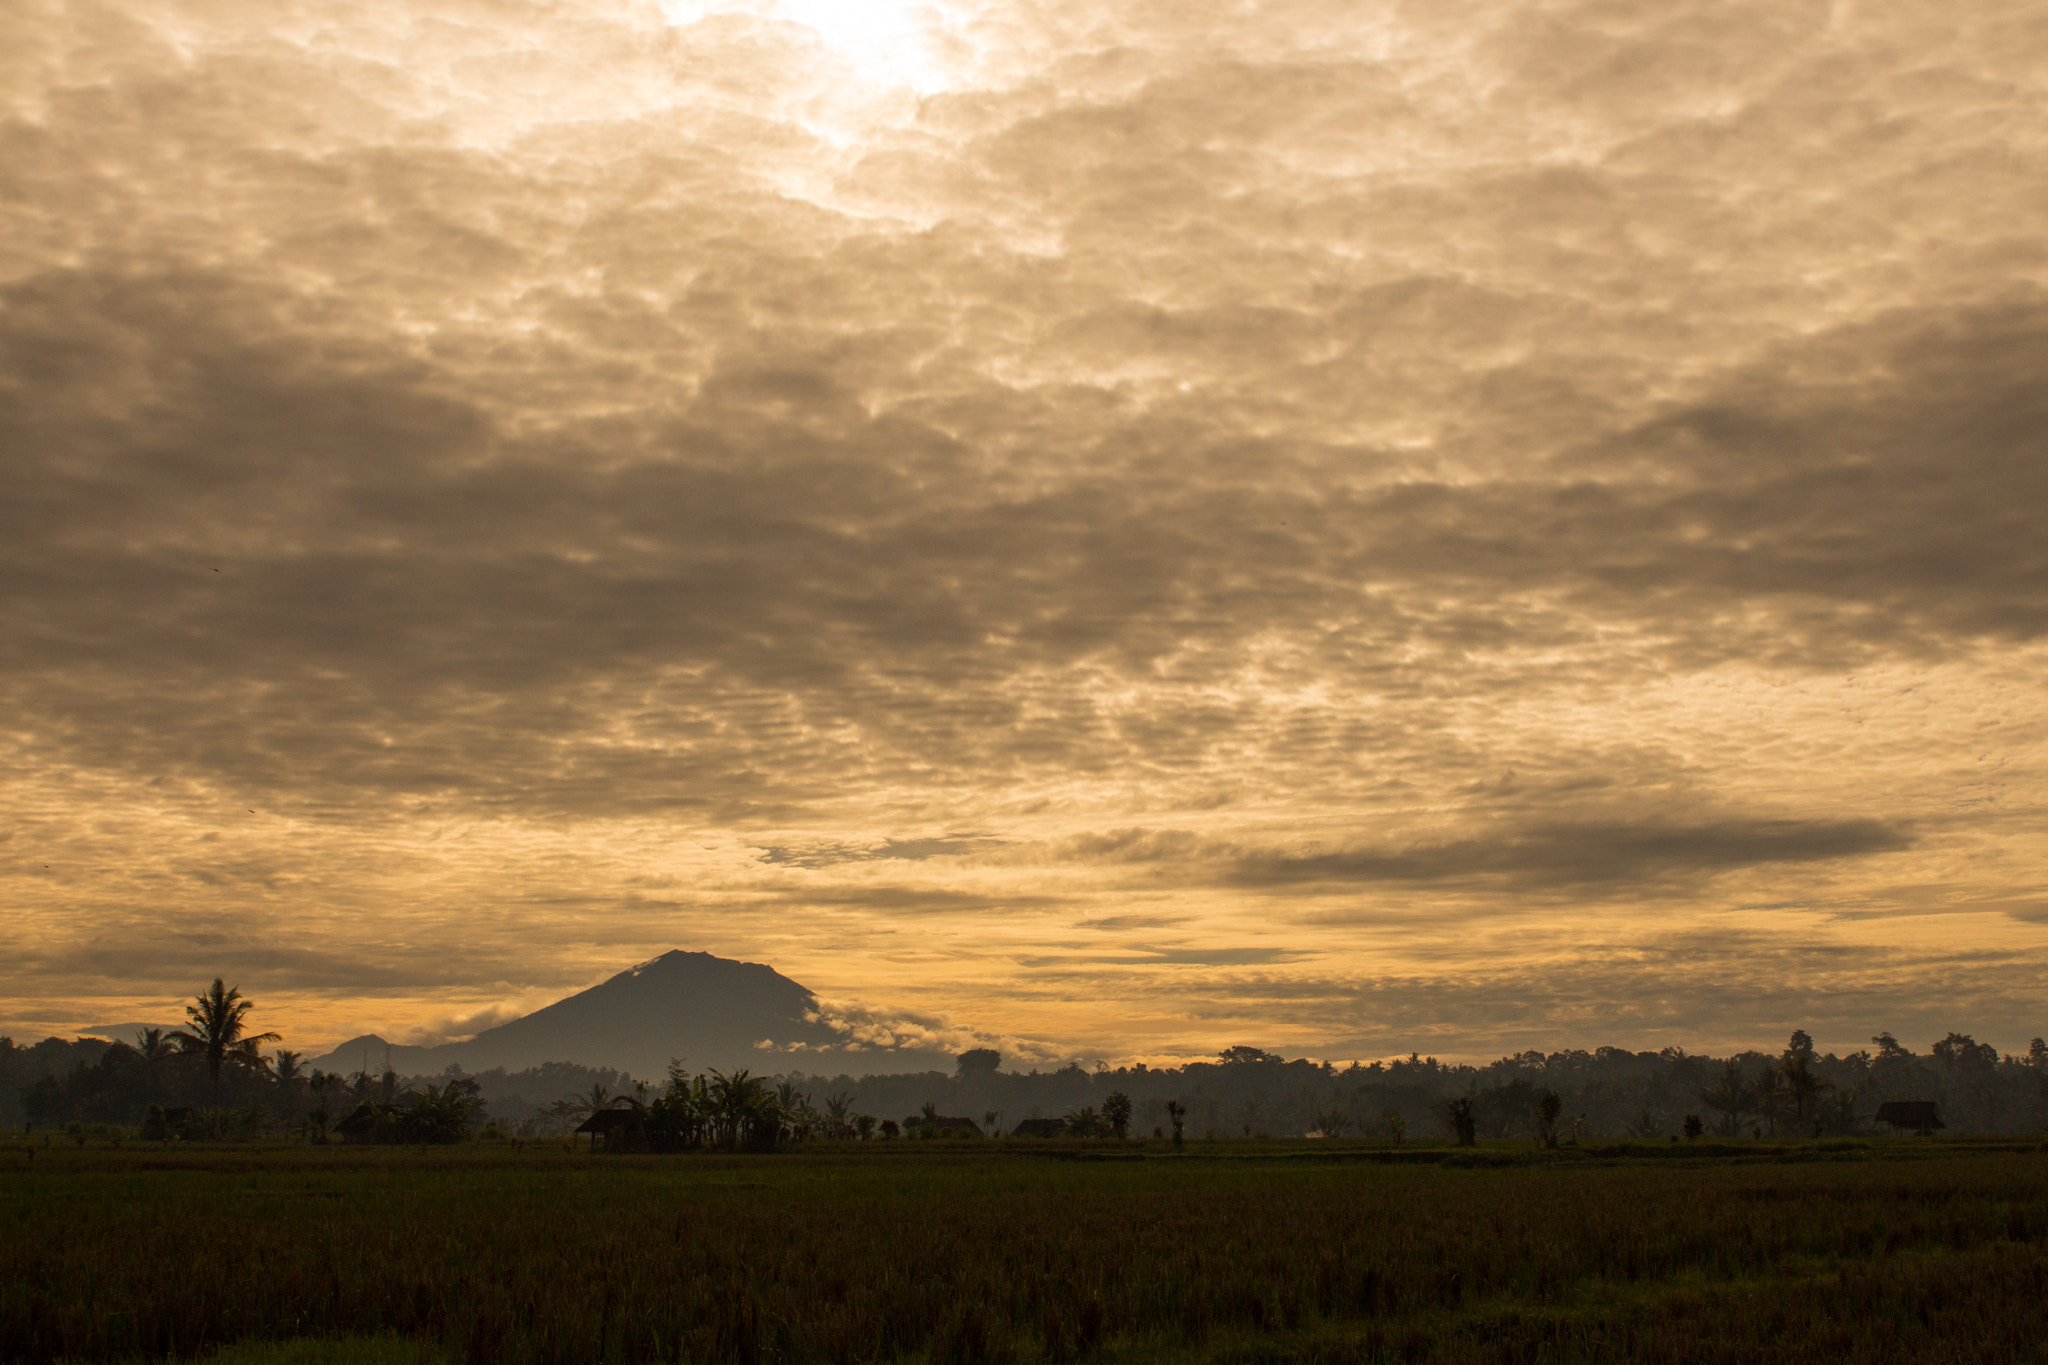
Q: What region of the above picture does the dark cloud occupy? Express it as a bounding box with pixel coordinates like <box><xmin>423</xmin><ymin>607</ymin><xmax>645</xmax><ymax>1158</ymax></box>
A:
<box><xmin>1073</xmin><ymin>914</ymin><xmax>1186</xmax><ymax>931</ymax></box>
<box><xmin>1229</xmin><ymin>818</ymin><xmax>1913</xmax><ymax>893</ymax></box>
<box><xmin>758</xmin><ymin>835</ymin><xmax>1008</xmax><ymax>867</ymax></box>
<box><xmin>756</xmin><ymin>887</ymin><xmax>1068</xmax><ymax>917</ymax></box>
<box><xmin>2</xmin><ymin>0</ymin><xmax>2044</xmax><ymax>1053</ymax></box>
<box><xmin>1008</xmin><ymin>928</ymin><xmax>2048</xmax><ymax>1059</ymax></box>
<box><xmin>1016</xmin><ymin>948</ymin><xmax>1311</xmax><ymax>968</ymax></box>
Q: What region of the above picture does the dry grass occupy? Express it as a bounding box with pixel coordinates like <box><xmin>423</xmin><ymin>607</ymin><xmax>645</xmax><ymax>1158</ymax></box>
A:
<box><xmin>2</xmin><ymin>1138</ymin><xmax>2043</xmax><ymax>1362</ymax></box>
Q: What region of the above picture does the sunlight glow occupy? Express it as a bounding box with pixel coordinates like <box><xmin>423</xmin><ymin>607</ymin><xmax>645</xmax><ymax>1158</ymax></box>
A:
<box><xmin>659</xmin><ymin>0</ymin><xmax>974</xmax><ymax>95</ymax></box>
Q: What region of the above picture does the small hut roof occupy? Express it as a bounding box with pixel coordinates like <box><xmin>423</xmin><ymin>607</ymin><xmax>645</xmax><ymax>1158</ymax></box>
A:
<box><xmin>573</xmin><ymin>1105</ymin><xmax>646</xmax><ymax>1136</ymax></box>
<box><xmin>1011</xmin><ymin>1117</ymin><xmax>1066</xmax><ymax>1138</ymax></box>
<box><xmin>1873</xmin><ymin>1100</ymin><xmax>1944</xmax><ymax>1128</ymax></box>
<box><xmin>334</xmin><ymin>1101</ymin><xmax>397</xmax><ymax>1133</ymax></box>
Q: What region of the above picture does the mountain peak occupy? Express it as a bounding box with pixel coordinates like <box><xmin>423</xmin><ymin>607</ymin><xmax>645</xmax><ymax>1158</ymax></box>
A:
<box><xmin>311</xmin><ymin>949</ymin><xmax>930</xmax><ymax>1079</ymax></box>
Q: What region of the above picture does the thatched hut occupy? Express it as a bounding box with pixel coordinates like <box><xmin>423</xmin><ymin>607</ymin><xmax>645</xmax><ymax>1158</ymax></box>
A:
<box><xmin>1873</xmin><ymin>1100</ymin><xmax>1944</xmax><ymax>1135</ymax></box>
<box><xmin>333</xmin><ymin>1102</ymin><xmax>401</xmax><ymax>1144</ymax></box>
<box><xmin>575</xmin><ymin>1104</ymin><xmax>651</xmax><ymax>1152</ymax></box>
<box><xmin>1010</xmin><ymin>1117</ymin><xmax>1066</xmax><ymax>1139</ymax></box>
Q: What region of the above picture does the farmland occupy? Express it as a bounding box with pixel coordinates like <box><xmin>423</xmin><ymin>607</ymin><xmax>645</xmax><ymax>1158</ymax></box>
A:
<box><xmin>3</xmin><ymin>1137</ymin><xmax>2044</xmax><ymax>1364</ymax></box>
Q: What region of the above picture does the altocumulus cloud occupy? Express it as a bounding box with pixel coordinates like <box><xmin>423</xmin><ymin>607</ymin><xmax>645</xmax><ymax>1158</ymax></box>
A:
<box><xmin>1</xmin><ymin>0</ymin><xmax>2045</xmax><ymax>1057</ymax></box>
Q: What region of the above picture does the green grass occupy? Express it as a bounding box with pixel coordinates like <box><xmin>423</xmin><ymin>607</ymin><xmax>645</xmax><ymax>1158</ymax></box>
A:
<box><xmin>2</xmin><ymin>1137</ymin><xmax>2043</xmax><ymax>1363</ymax></box>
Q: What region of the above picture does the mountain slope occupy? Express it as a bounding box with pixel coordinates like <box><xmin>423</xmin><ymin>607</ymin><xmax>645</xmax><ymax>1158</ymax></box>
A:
<box><xmin>450</xmin><ymin>950</ymin><xmax>840</xmax><ymax>1076</ymax></box>
<box><xmin>306</xmin><ymin>950</ymin><xmax>941</xmax><ymax>1079</ymax></box>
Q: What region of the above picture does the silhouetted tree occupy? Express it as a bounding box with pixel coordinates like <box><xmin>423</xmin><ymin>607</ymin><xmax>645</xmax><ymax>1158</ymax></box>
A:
<box><xmin>1682</xmin><ymin>1113</ymin><xmax>1704</xmax><ymax>1140</ymax></box>
<box><xmin>1103</xmin><ymin>1092</ymin><xmax>1132</xmax><ymax>1139</ymax></box>
<box><xmin>708</xmin><ymin>1069</ymin><xmax>779</xmax><ymax>1151</ymax></box>
<box><xmin>307</xmin><ymin>1070</ymin><xmax>336</xmax><ymax>1141</ymax></box>
<box><xmin>1780</xmin><ymin>1050</ymin><xmax>1829</xmax><ymax>1134</ymax></box>
<box><xmin>177</xmin><ymin>979</ymin><xmax>280</xmax><ymax>1139</ymax></box>
<box><xmin>1441</xmin><ymin>1095</ymin><xmax>1477</xmax><ymax>1146</ymax></box>
<box><xmin>1699</xmin><ymin>1060</ymin><xmax>1748</xmax><ymax>1137</ymax></box>
<box><xmin>566</xmin><ymin>1082</ymin><xmax>610</xmax><ymax>1122</ymax></box>
<box><xmin>400</xmin><ymin>1077</ymin><xmax>481</xmax><ymax>1143</ymax></box>
<box><xmin>1932</xmin><ymin>1032</ymin><xmax>1998</xmax><ymax>1070</ymax></box>
<box><xmin>1750</xmin><ymin>1064</ymin><xmax>1788</xmax><ymax>1137</ymax></box>
<box><xmin>646</xmin><ymin>1066</ymin><xmax>709</xmax><ymax>1152</ymax></box>
<box><xmin>955</xmin><ymin>1048</ymin><xmax>1001</xmax><ymax>1079</ymax></box>
<box><xmin>1065</xmin><ymin>1104</ymin><xmax>1107</xmax><ymax>1138</ymax></box>
<box><xmin>134</xmin><ymin>1027</ymin><xmax>176</xmax><ymax>1109</ymax></box>
<box><xmin>1165</xmin><ymin>1099</ymin><xmax>1186</xmax><ymax>1150</ymax></box>
<box><xmin>272</xmin><ymin>1049</ymin><xmax>306</xmax><ymax>1127</ymax></box>
<box><xmin>1534</xmin><ymin>1089</ymin><xmax>1562</xmax><ymax>1148</ymax></box>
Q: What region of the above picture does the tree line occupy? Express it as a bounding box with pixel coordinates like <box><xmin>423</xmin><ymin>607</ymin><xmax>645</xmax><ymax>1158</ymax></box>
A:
<box><xmin>7</xmin><ymin>981</ymin><xmax>2045</xmax><ymax>1144</ymax></box>
<box><xmin>775</xmin><ymin>1033</ymin><xmax>2048</xmax><ymax>1145</ymax></box>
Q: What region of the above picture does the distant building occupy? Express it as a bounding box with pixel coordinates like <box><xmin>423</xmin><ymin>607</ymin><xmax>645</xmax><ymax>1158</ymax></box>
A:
<box><xmin>575</xmin><ymin>1104</ymin><xmax>650</xmax><ymax>1152</ymax></box>
<box><xmin>924</xmin><ymin>1115</ymin><xmax>983</xmax><ymax>1137</ymax></box>
<box><xmin>1873</xmin><ymin>1101</ymin><xmax>1944</xmax><ymax>1135</ymax></box>
<box><xmin>1010</xmin><ymin>1117</ymin><xmax>1066</xmax><ymax>1139</ymax></box>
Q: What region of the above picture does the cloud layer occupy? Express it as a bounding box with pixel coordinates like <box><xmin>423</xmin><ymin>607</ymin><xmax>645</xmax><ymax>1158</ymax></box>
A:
<box><xmin>3</xmin><ymin>0</ymin><xmax>2045</xmax><ymax>1059</ymax></box>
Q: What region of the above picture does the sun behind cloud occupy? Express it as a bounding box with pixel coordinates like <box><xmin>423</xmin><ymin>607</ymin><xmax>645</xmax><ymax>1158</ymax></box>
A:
<box><xmin>659</xmin><ymin>0</ymin><xmax>980</xmax><ymax>96</ymax></box>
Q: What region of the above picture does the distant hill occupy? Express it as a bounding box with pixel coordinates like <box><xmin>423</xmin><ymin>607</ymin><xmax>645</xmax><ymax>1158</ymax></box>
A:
<box><xmin>304</xmin><ymin>950</ymin><xmax>947</xmax><ymax>1080</ymax></box>
<box><xmin>79</xmin><ymin>1022</ymin><xmax>184</xmax><ymax>1044</ymax></box>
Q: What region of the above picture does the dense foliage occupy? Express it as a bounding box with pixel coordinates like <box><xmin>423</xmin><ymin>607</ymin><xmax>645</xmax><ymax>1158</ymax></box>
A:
<box><xmin>9</xmin><ymin>1027</ymin><xmax>2048</xmax><ymax>1143</ymax></box>
<box><xmin>796</xmin><ymin>1032</ymin><xmax>2048</xmax><ymax>1142</ymax></box>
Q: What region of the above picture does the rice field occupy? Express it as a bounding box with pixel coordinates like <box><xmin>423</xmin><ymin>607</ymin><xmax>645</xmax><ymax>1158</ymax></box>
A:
<box><xmin>3</xmin><ymin>1136</ymin><xmax>2044</xmax><ymax>1363</ymax></box>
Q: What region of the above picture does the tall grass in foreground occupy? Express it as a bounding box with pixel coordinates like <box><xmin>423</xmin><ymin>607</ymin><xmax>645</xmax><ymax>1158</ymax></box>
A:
<box><xmin>2</xmin><ymin>1142</ymin><xmax>2044</xmax><ymax>1363</ymax></box>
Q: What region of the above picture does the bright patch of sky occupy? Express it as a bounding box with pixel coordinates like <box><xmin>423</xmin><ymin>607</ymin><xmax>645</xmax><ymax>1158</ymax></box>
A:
<box><xmin>659</xmin><ymin>0</ymin><xmax>978</xmax><ymax>95</ymax></box>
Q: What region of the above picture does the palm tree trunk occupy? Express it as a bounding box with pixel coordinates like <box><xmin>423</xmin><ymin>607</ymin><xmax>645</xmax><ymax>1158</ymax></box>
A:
<box><xmin>212</xmin><ymin>1060</ymin><xmax>222</xmax><ymax>1139</ymax></box>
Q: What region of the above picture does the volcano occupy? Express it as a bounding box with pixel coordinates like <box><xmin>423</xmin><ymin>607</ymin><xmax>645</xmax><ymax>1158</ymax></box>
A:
<box><xmin>306</xmin><ymin>950</ymin><xmax>941</xmax><ymax>1079</ymax></box>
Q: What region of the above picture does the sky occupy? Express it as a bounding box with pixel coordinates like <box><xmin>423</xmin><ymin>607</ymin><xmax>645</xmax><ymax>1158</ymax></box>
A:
<box><xmin>4</xmin><ymin>0</ymin><xmax>2046</xmax><ymax>1067</ymax></box>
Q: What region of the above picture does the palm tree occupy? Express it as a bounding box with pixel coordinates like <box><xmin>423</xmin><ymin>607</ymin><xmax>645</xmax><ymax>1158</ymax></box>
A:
<box><xmin>1749</xmin><ymin>1065</ymin><xmax>1789</xmax><ymax>1137</ymax></box>
<box><xmin>825</xmin><ymin>1091</ymin><xmax>855</xmax><ymax>1139</ymax></box>
<box><xmin>307</xmin><ymin>1070</ymin><xmax>336</xmax><ymax>1141</ymax></box>
<box><xmin>272</xmin><ymin>1049</ymin><xmax>306</xmax><ymax>1128</ymax></box>
<box><xmin>707</xmin><ymin>1069</ymin><xmax>777</xmax><ymax>1151</ymax></box>
<box><xmin>177</xmin><ymin>979</ymin><xmax>279</xmax><ymax>1138</ymax></box>
<box><xmin>134</xmin><ymin>1027</ymin><xmax>177</xmax><ymax>1107</ymax></box>
<box><xmin>1699</xmin><ymin>1060</ymin><xmax>1748</xmax><ymax>1137</ymax></box>
<box><xmin>233</xmin><ymin>1037</ymin><xmax>276</xmax><ymax>1080</ymax></box>
<box><xmin>1441</xmin><ymin>1095</ymin><xmax>1477</xmax><ymax>1146</ymax></box>
<box><xmin>566</xmin><ymin>1082</ymin><xmax>611</xmax><ymax>1122</ymax></box>
<box><xmin>1780</xmin><ymin>1052</ymin><xmax>1829</xmax><ymax>1134</ymax></box>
